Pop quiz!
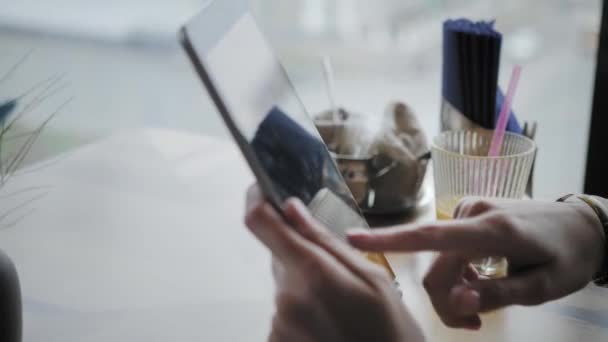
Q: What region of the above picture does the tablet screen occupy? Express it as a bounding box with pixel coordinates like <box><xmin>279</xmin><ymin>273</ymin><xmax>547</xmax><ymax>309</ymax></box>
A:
<box><xmin>184</xmin><ymin>9</ymin><xmax>368</xmax><ymax>236</ymax></box>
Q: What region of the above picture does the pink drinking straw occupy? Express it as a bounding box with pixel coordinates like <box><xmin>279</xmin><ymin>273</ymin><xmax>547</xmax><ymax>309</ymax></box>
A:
<box><xmin>488</xmin><ymin>65</ymin><xmax>522</xmax><ymax>157</ymax></box>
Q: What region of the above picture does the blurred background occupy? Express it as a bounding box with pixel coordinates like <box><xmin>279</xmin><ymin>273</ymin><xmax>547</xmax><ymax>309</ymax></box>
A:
<box><xmin>0</xmin><ymin>0</ymin><xmax>601</xmax><ymax>199</ymax></box>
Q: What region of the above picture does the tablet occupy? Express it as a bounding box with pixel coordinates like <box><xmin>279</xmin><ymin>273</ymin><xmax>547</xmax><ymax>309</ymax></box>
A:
<box><xmin>180</xmin><ymin>0</ymin><xmax>394</xmax><ymax>276</ymax></box>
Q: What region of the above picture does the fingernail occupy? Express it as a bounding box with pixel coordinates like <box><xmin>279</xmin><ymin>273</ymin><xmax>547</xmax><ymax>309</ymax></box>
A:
<box><xmin>283</xmin><ymin>197</ymin><xmax>301</xmax><ymax>210</ymax></box>
<box><xmin>347</xmin><ymin>228</ymin><xmax>370</xmax><ymax>237</ymax></box>
<box><xmin>452</xmin><ymin>286</ymin><xmax>480</xmax><ymax>315</ymax></box>
<box><xmin>283</xmin><ymin>198</ymin><xmax>307</xmax><ymax>218</ymax></box>
<box><xmin>463</xmin><ymin>289</ymin><xmax>481</xmax><ymax>315</ymax></box>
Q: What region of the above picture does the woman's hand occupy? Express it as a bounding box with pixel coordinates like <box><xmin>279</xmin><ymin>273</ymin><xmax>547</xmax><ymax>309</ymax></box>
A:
<box><xmin>245</xmin><ymin>185</ymin><xmax>424</xmax><ymax>342</ymax></box>
<box><xmin>348</xmin><ymin>198</ymin><xmax>606</xmax><ymax>330</ymax></box>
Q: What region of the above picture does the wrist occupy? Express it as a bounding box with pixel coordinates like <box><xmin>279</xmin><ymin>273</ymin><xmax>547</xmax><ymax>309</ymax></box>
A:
<box><xmin>582</xmin><ymin>195</ymin><xmax>608</xmax><ymax>285</ymax></box>
<box><xmin>558</xmin><ymin>194</ymin><xmax>608</xmax><ymax>285</ymax></box>
<box><xmin>572</xmin><ymin>201</ymin><xmax>606</xmax><ymax>271</ymax></box>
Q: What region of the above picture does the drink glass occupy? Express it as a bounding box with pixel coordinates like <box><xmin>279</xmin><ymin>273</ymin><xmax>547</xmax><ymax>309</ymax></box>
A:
<box><xmin>431</xmin><ymin>129</ymin><xmax>536</xmax><ymax>277</ymax></box>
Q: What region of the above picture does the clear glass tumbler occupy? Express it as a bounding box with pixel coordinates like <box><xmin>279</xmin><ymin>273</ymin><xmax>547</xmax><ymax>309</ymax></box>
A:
<box><xmin>431</xmin><ymin>129</ymin><xmax>536</xmax><ymax>277</ymax></box>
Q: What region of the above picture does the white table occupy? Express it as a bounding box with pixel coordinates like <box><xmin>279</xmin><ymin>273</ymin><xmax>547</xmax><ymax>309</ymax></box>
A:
<box><xmin>1</xmin><ymin>128</ymin><xmax>607</xmax><ymax>341</ymax></box>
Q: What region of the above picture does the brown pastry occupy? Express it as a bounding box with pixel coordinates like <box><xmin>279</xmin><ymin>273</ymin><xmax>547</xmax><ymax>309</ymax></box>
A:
<box><xmin>367</xmin><ymin>102</ymin><xmax>429</xmax><ymax>211</ymax></box>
